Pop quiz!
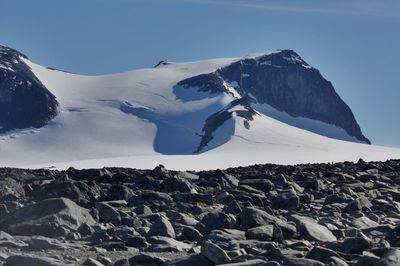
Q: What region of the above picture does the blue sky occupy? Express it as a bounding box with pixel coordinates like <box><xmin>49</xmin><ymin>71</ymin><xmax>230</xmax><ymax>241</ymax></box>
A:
<box><xmin>1</xmin><ymin>0</ymin><xmax>399</xmax><ymax>147</ymax></box>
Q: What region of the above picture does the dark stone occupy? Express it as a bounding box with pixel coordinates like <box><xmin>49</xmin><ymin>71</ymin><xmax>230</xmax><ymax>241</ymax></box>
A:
<box><xmin>199</xmin><ymin>211</ymin><xmax>236</xmax><ymax>232</ymax></box>
<box><xmin>238</xmin><ymin>179</ymin><xmax>274</xmax><ymax>192</ymax></box>
<box><xmin>147</xmin><ymin>216</ymin><xmax>176</xmax><ymax>238</ymax></box>
<box><xmin>0</xmin><ymin>197</ymin><xmax>95</xmax><ymax>237</ymax></box>
<box><xmin>271</xmin><ymin>190</ymin><xmax>300</xmax><ymax>210</ymax></box>
<box><xmin>105</xmin><ymin>185</ymin><xmax>134</xmax><ymax>201</ymax></box>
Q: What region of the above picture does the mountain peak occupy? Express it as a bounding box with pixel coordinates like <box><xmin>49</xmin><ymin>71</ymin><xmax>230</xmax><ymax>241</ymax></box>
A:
<box><xmin>178</xmin><ymin>50</ymin><xmax>370</xmax><ymax>144</ymax></box>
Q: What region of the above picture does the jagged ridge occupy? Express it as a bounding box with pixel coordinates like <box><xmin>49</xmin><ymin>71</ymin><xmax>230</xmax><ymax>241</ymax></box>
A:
<box><xmin>178</xmin><ymin>50</ymin><xmax>370</xmax><ymax>144</ymax></box>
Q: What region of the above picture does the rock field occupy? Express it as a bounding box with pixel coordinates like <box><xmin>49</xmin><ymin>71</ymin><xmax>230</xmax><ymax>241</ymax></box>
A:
<box><xmin>1</xmin><ymin>159</ymin><xmax>400</xmax><ymax>265</ymax></box>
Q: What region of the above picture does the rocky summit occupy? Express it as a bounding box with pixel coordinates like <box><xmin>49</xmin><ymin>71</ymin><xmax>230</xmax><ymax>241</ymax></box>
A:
<box><xmin>1</xmin><ymin>160</ymin><xmax>400</xmax><ymax>265</ymax></box>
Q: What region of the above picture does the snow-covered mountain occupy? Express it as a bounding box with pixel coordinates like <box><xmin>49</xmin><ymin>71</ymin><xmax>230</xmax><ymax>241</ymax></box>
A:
<box><xmin>0</xmin><ymin>44</ymin><xmax>399</xmax><ymax>170</ymax></box>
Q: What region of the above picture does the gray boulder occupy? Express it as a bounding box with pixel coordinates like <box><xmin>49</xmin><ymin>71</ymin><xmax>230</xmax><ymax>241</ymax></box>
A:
<box><xmin>165</xmin><ymin>254</ymin><xmax>213</xmax><ymax>266</ymax></box>
<box><xmin>271</xmin><ymin>190</ymin><xmax>300</xmax><ymax>210</ymax></box>
<box><xmin>283</xmin><ymin>257</ymin><xmax>324</xmax><ymax>266</ymax></box>
<box><xmin>200</xmin><ymin>211</ymin><xmax>236</xmax><ymax>232</ymax></box>
<box><xmin>245</xmin><ymin>225</ymin><xmax>274</xmax><ymax>241</ymax></box>
<box><xmin>95</xmin><ymin>202</ymin><xmax>121</xmax><ymax>225</ymax></box>
<box><xmin>82</xmin><ymin>258</ymin><xmax>105</xmax><ymax>266</ymax></box>
<box><xmin>290</xmin><ymin>215</ymin><xmax>336</xmax><ymax>243</ymax></box>
<box><xmin>240</xmin><ymin>207</ymin><xmax>278</xmax><ymax>229</ymax></box>
<box><xmin>343</xmin><ymin>196</ymin><xmax>372</xmax><ymax>213</ymax></box>
<box><xmin>240</xmin><ymin>207</ymin><xmax>296</xmax><ymax>239</ymax></box>
<box><xmin>148</xmin><ymin>236</ymin><xmax>192</xmax><ymax>251</ymax></box>
<box><xmin>201</xmin><ymin>241</ymin><xmax>231</xmax><ymax>264</ymax></box>
<box><xmin>375</xmin><ymin>248</ymin><xmax>400</xmax><ymax>266</ymax></box>
<box><xmin>106</xmin><ymin>185</ymin><xmax>134</xmax><ymax>201</ymax></box>
<box><xmin>0</xmin><ymin>178</ymin><xmax>25</xmax><ymax>201</ymax></box>
<box><xmin>0</xmin><ymin>197</ymin><xmax>95</xmax><ymax>237</ymax></box>
<box><xmin>148</xmin><ymin>216</ymin><xmax>176</xmax><ymax>238</ymax></box>
<box><xmin>4</xmin><ymin>254</ymin><xmax>70</xmax><ymax>266</ymax></box>
<box><xmin>339</xmin><ymin>236</ymin><xmax>372</xmax><ymax>254</ymax></box>
<box><xmin>238</xmin><ymin>179</ymin><xmax>273</xmax><ymax>192</ymax></box>
<box><xmin>161</xmin><ymin>175</ymin><xmax>197</xmax><ymax>193</ymax></box>
<box><xmin>386</xmin><ymin>225</ymin><xmax>400</xmax><ymax>247</ymax></box>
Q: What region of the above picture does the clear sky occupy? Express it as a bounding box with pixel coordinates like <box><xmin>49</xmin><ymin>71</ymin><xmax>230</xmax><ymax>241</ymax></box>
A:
<box><xmin>1</xmin><ymin>0</ymin><xmax>399</xmax><ymax>147</ymax></box>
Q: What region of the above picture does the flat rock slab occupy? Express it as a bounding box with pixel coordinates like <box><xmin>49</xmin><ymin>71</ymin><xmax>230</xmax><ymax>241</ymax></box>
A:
<box><xmin>0</xmin><ymin>197</ymin><xmax>95</xmax><ymax>237</ymax></box>
<box><xmin>289</xmin><ymin>215</ymin><xmax>337</xmax><ymax>243</ymax></box>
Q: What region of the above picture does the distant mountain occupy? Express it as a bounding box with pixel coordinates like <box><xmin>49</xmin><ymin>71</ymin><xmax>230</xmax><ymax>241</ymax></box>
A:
<box><xmin>178</xmin><ymin>49</ymin><xmax>370</xmax><ymax>144</ymax></box>
<box><xmin>0</xmin><ymin>44</ymin><xmax>398</xmax><ymax>169</ymax></box>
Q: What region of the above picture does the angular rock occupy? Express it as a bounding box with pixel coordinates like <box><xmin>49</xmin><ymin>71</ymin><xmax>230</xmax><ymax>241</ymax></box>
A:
<box><xmin>200</xmin><ymin>211</ymin><xmax>236</xmax><ymax>232</ymax></box>
<box><xmin>283</xmin><ymin>257</ymin><xmax>324</xmax><ymax>266</ymax></box>
<box><xmin>148</xmin><ymin>216</ymin><xmax>176</xmax><ymax>238</ymax></box>
<box><xmin>4</xmin><ymin>254</ymin><xmax>69</xmax><ymax>266</ymax></box>
<box><xmin>238</xmin><ymin>179</ymin><xmax>273</xmax><ymax>192</ymax></box>
<box><xmin>201</xmin><ymin>241</ymin><xmax>231</xmax><ymax>264</ymax></box>
<box><xmin>106</xmin><ymin>185</ymin><xmax>134</xmax><ymax>201</ymax></box>
<box><xmin>128</xmin><ymin>190</ymin><xmax>173</xmax><ymax>206</ymax></box>
<box><xmin>95</xmin><ymin>202</ymin><xmax>121</xmax><ymax>225</ymax></box>
<box><xmin>181</xmin><ymin>226</ymin><xmax>202</xmax><ymax>241</ymax></box>
<box><xmin>130</xmin><ymin>254</ymin><xmax>165</xmax><ymax>265</ymax></box>
<box><xmin>245</xmin><ymin>225</ymin><xmax>274</xmax><ymax>241</ymax></box>
<box><xmin>343</xmin><ymin>196</ymin><xmax>372</xmax><ymax>213</ymax></box>
<box><xmin>0</xmin><ymin>197</ymin><xmax>95</xmax><ymax>237</ymax></box>
<box><xmin>271</xmin><ymin>190</ymin><xmax>300</xmax><ymax>210</ymax></box>
<box><xmin>326</xmin><ymin>256</ymin><xmax>349</xmax><ymax>266</ymax></box>
<box><xmin>82</xmin><ymin>258</ymin><xmax>105</xmax><ymax>266</ymax></box>
<box><xmin>161</xmin><ymin>175</ymin><xmax>197</xmax><ymax>193</ymax></box>
<box><xmin>375</xmin><ymin>248</ymin><xmax>400</xmax><ymax>266</ymax></box>
<box><xmin>386</xmin><ymin>225</ymin><xmax>400</xmax><ymax>247</ymax></box>
<box><xmin>165</xmin><ymin>254</ymin><xmax>213</xmax><ymax>266</ymax></box>
<box><xmin>148</xmin><ymin>236</ymin><xmax>192</xmax><ymax>251</ymax></box>
<box><xmin>240</xmin><ymin>207</ymin><xmax>279</xmax><ymax>229</ymax></box>
<box><xmin>339</xmin><ymin>236</ymin><xmax>372</xmax><ymax>254</ymax></box>
<box><xmin>218</xmin><ymin>259</ymin><xmax>268</xmax><ymax>265</ymax></box>
<box><xmin>305</xmin><ymin>246</ymin><xmax>342</xmax><ymax>263</ymax></box>
<box><xmin>240</xmin><ymin>207</ymin><xmax>296</xmax><ymax>239</ymax></box>
<box><xmin>290</xmin><ymin>215</ymin><xmax>336</xmax><ymax>243</ymax></box>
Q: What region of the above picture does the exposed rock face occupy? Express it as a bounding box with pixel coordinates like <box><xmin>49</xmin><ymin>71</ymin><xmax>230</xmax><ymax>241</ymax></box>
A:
<box><xmin>178</xmin><ymin>50</ymin><xmax>370</xmax><ymax>144</ymax></box>
<box><xmin>0</xmin><ymin>45</ymin><xmax>58</xmax><ymax>133</ymax></box>
<box><xmin>196</xmin><ymin>97</ymin><xmax>257</xmax><ymax>152</ymax></box>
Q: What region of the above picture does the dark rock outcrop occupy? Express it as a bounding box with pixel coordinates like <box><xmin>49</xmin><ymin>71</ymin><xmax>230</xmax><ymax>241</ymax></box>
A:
<box><xmin>0</xmin><ymin>45</ymin><xmax>58</xmax><ymax>133</ymax></box>
<box><xmin>178</xmin><ymin>49</ymin><xmax>370</xmax><ymax>143</ymax></box>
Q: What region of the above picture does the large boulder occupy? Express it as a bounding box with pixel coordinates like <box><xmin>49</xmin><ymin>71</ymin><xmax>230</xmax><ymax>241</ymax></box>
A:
<box><xmin>289</xmin><ymin>215</ymin><xmax>336</xmax><ymax>243</ymax></box>
<box><xmin>375</xmin><ymin>248</ymin><xmax>400</xmax><ymax>266</ymax></box>
<box><xmin>240</xmin><ymin>207</ymin><xmax>296</xmax><ymax>239</ymax></box>
<box><xmin>148</xmin><ymin>216</ymin><xmax>176</xmax><ymax>238</ymax></box>
<box><xmin>95</xmin><ymin>202</ymin><xmax>121</xmax><ymax>225</ymax></box>
<box><xmin>4</xmin><ymin>254</ymin><xmax>72</xmax><ymax>266</ymax></box>
<box><xmin>240</xmin><ymin>207</ymin><xmax>279</xmax><ymax>229</ymax></box>
<box><xmin>0</xmin><ymin>197</ymin><xmax>95</xmax><ymax>237</ymax></box>
<box><xmin>200</xmin><ymin>211</ymin><xmax>237</xmax><ymax>232</ymax></box>
<box><xmin>0</xmin><ymin>178</ymin><xmax>25</xmax><ymax>201</ymax></box>
<box><xmin>201</xmin><ymin>241</ymin><xmax>231</xmax><ymax>264</ymax></box>
<box><xmin>161</xmin><ymin>175</ymin><xmax>198</xmax><ymax>193</ymax></box>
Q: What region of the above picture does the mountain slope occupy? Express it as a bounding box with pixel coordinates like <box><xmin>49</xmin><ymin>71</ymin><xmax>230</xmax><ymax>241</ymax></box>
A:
<box><xmin>0</xmin><ymin>45</ymin><xmax>399</xmax><ymax>169</ymax></box>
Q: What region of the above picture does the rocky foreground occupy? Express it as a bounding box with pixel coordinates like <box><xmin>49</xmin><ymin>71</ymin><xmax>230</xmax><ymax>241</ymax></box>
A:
<box><xmin>1</xmin><ymin>160</ymin><xmax>400</xmax><ymax>265</ymax></box>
